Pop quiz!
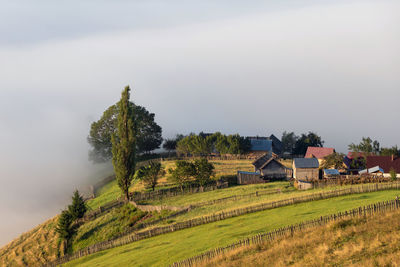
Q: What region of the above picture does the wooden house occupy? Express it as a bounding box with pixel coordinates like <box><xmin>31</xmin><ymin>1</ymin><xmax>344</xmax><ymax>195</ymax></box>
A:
<box><xmin>252</xmin><ymin>153</ymin><xmax>292</xmax><ymax>180</ymax></box>
<box><xmin>293</xmin><ymin>158</ymin><xmax>319</xmax><ymax>182</ymax></box>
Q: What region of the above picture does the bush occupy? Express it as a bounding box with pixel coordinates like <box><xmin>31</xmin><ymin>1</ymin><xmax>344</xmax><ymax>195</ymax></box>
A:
<box><xmin>390</xmin><ymin>168</ymin><xmax>397</xmax><ymax>181</ymax></box>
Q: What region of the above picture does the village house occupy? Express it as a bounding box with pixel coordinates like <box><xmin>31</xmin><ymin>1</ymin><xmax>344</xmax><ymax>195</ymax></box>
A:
<box><xmin>248</xmin><ymin>134</ymin><xmax>283</xmax><ymax>156</ymax></box>
<box><xmin>366</xmin><ymin>155</ymin><xmax>400</xmax><ymax>178</ymax></box>
<box><xmin>305</xmin><ymin>147</ymin><xmax>335</xmax><ymax>165</ymax></box>
<box><xmin>293</xmin><ymin>158</ymin><xmax>319</xmax><ymax>182</ymax></box>
<box><xmin>252</xmin><ymin>154</ymin><xmax>291</xmax><ymax>180</ymax></box>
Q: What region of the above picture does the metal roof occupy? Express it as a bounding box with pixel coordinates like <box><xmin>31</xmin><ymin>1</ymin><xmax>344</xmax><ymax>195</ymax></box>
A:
<box><xmin>323</xmin><ymin>169</ymin><xmax>340</xmax><ymax>175</ymax></box>
<box><xmin>237</xmin><ymin>171</ymin><xmax>260</xmax><ymax>175</ymax></box>
<box><xmin>359</xmin><ymin>166</ymin><xmax>384</xmax><ymax>174</ymax></box>
<box><xmin>293</xmin><ymin>158</ymin><xmax>319</xmax><ymax>168</ymax></box>
<box><xmin>249</xmin><ymin>139</ymin><xmax>272</xmax><ymax>151</ymax></box>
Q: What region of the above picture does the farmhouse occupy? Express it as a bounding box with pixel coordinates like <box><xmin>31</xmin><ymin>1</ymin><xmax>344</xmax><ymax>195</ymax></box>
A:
<box><xmin>305</xmin><ymin>147</ymin><xmax>335</xmax><ymax>165</ymax></box>
<box><xmin>252</xmin><ymin>154</ymin><xmax>290</xmax><ymax>180</ymax></box>
<box><xmin>248</xmin><ymin>134</ymin><xmax>283</xmax><ymax>156</ymax></box>
<box><xmin>293</xmin><ymin>158</ymin><xmax>319</xmax><ymax>182</ymax></box>
<box><xmin>366</xmin><ymin>155</ymin><xmax>400</xmax><ymax>177</ymax></box>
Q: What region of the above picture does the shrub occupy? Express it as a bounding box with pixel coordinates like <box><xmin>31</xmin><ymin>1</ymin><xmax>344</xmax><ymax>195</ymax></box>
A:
<box><xmin>390</xmin><ymin>168</ymin><xmax>397</xmax><ymax>181</ymax></box>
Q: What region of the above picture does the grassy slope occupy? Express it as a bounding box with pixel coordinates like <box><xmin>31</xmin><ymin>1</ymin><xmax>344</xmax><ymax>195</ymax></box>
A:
<box><xmin>87</xmin><ymin>159</ymin><xmax>254</xmax><ymax>210</ymax></box>
<box><xmin>0</xmin><ymin>159</ymin><xmax>253</xmax><ymax>266</ymax></box>
<box><xmin>63</xmin><ymin>190</ymin><xmax>400</xmax><ymax>267</ymax></box>
<box><xmin>0</xmin><ymin>217</ymin><xmax>59</xmax><ymax>267</ymax></box>
<box><xmin>201</xmin><ymin>210</ymin><xmax>400</xmax><ymax>267</ymax></box>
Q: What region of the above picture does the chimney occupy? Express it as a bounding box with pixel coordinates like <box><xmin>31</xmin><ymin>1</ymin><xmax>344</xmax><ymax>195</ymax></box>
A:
<box><xmin>392</xmin><ymin>154</ymin><xmax>395</xmax><ymax>161</ymax></box>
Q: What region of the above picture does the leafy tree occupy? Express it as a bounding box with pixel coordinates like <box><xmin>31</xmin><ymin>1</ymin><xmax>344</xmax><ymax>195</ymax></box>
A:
<box><xmin>194</xmin><ymin>158</ymin><xmax>215</xmax><ymax>187</ymax></box>
<box><xmin>349</xmin><ymin>155</ymin><xmax>366</xmax><ymax>170</ymax></box>
<box><xmin>348</xmin><ymin>137</ymin><xmax>380</xmax><ymax>154</ymax></box>
<box><xmin>68</xmin><ymin>190</ymin><xmax>87</xmax><ymax>220</ymax></box>
<box><xmin>168</xmin><ymin>160</ymin><xmax>196</xmax><ymax>191</ymax></box>
<box><xmin>88</xmin><ymin>102</ymin><xmax>162</xmax><ymax>163</ymax></box>
<box><xmin>214</xmin><ymin>133</ymin><xmax>230</xmax><ymax>154</ymax></box>
<box><xmin>281</xmin><ymin>131</ymin><xmax>297</xmax><ymax>154</ymax></box>
<box><xmin>380</xmin><ymin>146</ymin><xmax>400</xmax><ymax>156</ymax></box>
<box><xmin>162</xmin><ymin>135</ymin><xmax>184</xmax><ymax>155</ymax></box>
<box><xmin>390</xmin><ymin>168</ymin><xmax>397</xmax><ymax>181</ymax></box>
<box><xmin>135</xmin><ymin>161</ymin><xmax>166</xmax><ymax>191</ymax></box>
<box><xmin>112</xmin><ymin>86</ymin><xmax>137</xmax><ymax>201</ymax></box>
<box><xmin>320</xmin><ymin>152</ymin><xmax>345</xmax><ymax>170</ymax></box>
<box><xmin>293</xmin><ymin>132</ymin><xmax>324</xmax><ymax>155</ymax></box>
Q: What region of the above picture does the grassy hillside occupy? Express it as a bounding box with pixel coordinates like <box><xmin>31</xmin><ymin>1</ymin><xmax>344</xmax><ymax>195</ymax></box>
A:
<box><xmin>87</xmin><ymin>159</ymin><xmax>254</xmax><ymax>210</ymax></box>
<box><xmin>63</xmin><ymin>190</ymin><xmax>400</xmax><ymax>267</ymax></box>
<box><xmin>0</xmin><ymin>217</ymin><xmax>60</xmax><ymax>267</ymax></box>
<box><xmin>200</xmin><ymin>209</ymin><xmax>400</xmax><ymax>267</ymax></box>
<box><xmin>0</xmin><ymin>159</ymin><xmax>253</xmax><ymax>266</ymax></box>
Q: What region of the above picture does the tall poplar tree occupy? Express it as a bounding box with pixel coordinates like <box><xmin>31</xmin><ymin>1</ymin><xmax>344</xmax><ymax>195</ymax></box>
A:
<box><xmin>112</xmin><ymin>86</ymin><xmax>137</xmax><ymax>201</ymax></box>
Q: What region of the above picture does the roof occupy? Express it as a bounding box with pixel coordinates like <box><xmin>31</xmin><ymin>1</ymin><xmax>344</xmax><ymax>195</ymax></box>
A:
<box><xmin>366</xmin><ymin>155</ymin><xmax>400</xmax><ymax>173</ymax></box>
<box><xmin>359</xmin><ymin>166</ymin><xmax>384</xmax><ymax>174</ymax></box>
<box><xmin>252</xmin><ymin>153</ymin><xmax>272</xmax><ymax>169</ymax></box>
<box><xmin>293</xmin><ymin>158</ymin><xmax>319</xmax><ymax>168</ymax></box>
<box><xmin>323</xmin><ymin>169</ymin><xmax>340</xmax><ymax>175</ymax></box>
<box><xmin>237</xmin><ymin>171</ymin><xmax>260</xmax><ymax>175</ymax></box>
<box><xmin>259</xmin><ymin>158</ymin><xmax>286</xmax><ymax>170</ymax></box>
<box><xmin>347</xmin><ymin>152</ymin><xmax>367</xmax><ymax>159</ymax></box>
<box><xmin>305</xmin><ymin>147</ymin><xmax>335</xmax><ymax>159</ymax></box>
<box><xmin>249</xmin><ymin>138</ymin><xmax>272</xmax><ymax>152</ymax></box>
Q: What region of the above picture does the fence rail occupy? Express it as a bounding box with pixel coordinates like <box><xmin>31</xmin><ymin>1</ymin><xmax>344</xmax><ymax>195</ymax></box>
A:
<box><xmin>171</xmin><ymin>199</ymin><xmax>400</xmax><ymax>267</ymax></box>
<box><xmin>46</xmin><ymin>182</ymin><xmax>400</xmax><ymax>266</ymax></box>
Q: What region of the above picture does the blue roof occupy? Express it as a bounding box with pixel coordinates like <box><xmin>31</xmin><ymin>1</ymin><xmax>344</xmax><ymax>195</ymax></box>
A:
<box><xmin>249</xmin><ymin>139</ymin><xmax>272</xmax><ymax>151</ymax></box>
<box><xmin>359</xmin><ymin>166</ymin><xmax>384</xmax><ymax>174</ymax></box>
<box><xmin>237</xmin><ymin>171</ymin><xmax>260</xmax><ymax>175</ymax></box>
<box><xmin>324</xmin><ymin>169</ymin><xmax>340</xmax><ymax>175</ymax></box>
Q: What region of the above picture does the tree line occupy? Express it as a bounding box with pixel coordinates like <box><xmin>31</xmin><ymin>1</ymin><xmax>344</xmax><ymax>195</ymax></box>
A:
<box><xmin>174</xmin><ymin>132</ymin><xmax>251</xmax><ymax>157</ymax></box>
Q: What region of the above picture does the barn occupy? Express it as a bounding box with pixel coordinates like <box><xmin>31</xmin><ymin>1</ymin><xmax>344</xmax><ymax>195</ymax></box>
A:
<box><xmin>293</xmin><ymin>158</ymin><xmax>319</xmax><ymax>182</ymax></box>
<box><xmin>252</xmin><ymin>153</ymin><xmax>292</xmax><ymax>180</ymax></box>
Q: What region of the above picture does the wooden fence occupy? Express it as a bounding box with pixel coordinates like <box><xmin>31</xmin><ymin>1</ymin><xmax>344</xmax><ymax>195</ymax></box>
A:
<box><xmin>46</xmin><ymin>182</ymin><xmax>400</xmax><ymax>266</ymax></box>
<box><xmin>132</xmin><ymin>182</ymin><xmax>229</xmax><ymax>202</ymax></box>
<box><xmin>171</xmin><ymin>199</ymin><xmax>400</xmax><ymax>267</ymax></box>
<box><xmin>312</xmin><ymin>176</ymin><xmax>392</xmax><ymax>188</ymax></box>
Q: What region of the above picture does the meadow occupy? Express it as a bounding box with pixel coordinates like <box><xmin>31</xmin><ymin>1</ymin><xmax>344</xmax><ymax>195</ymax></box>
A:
<box><xmin>64</xmin><ymin>190</ymin><xmax>400</xmax><ymax>267</ymax></box>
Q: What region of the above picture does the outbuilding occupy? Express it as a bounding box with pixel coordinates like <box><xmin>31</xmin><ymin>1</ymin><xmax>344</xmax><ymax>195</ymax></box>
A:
<box><xmin>293</xmin><ymin>158</ymin><xmax>319</xmax><ymax>182</ymax></box>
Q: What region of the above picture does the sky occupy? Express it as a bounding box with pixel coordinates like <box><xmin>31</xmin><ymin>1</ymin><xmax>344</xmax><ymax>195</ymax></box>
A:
<box><xmin>0</xmin><ymin>0</ymin><xmax>399</xmax><ymax>246</ymax></box>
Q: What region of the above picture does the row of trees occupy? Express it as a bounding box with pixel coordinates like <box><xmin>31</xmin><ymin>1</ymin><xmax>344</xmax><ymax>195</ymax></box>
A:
<box><xmin>281</xmin><ymin>131</ymin><xmax>324</xmax><ymax>155</ymax></box>
<box><xmin>175</xmin><ymin>132</ymin><xmax>251</xmax><ymax>156</ymax></box>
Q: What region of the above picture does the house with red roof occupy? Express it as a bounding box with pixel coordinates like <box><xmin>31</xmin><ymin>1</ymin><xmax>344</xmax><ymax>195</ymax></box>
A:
<box><xmin>305</xmin><ymin>147</ymin><xmax>335</xmax><ymax>165</ymax></box>
<box><xmin>366</xmin><ymin>155</ymin><xmax>400</xmax><ymax>177</ymax></box>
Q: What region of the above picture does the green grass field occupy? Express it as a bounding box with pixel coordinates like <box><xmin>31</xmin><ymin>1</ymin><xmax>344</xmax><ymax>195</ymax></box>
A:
<box><xmin>87</xmin><ymin>159</ymin><xmax>254</xmax><ymax>210</ymax></box>
<box><xmin>64</xmin><ymin>190</ymin><xmax>400</xmax><ymax>267</ymax></box>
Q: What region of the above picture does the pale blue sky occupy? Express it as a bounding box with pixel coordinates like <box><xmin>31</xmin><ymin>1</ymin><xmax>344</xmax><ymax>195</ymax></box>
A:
<box><xmin>0</xmin><ymin>0</ymin><xmax>399</xmax><ymax>246</ymax></box>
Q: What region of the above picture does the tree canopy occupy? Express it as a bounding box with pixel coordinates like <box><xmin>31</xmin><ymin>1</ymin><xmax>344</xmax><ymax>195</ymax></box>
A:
<box><xmin>176</xmin><ymin>132</ymin><xmax>251</xmax><ymax>156</ymax></box>
<box><xmin>135</xmin><ymin>161</ymin><xmax>166</xmax><ymax>191</ymax></box>
<box><xmin>281</xmin><ymin>131</ymin><xmax>324</xmax><ymax>155</ymax></box>
<box><xmin>348</xmin><ymin>137</ymin><xmax>380</xmax><ymax>154</ymax></box>
<box><xmin>88</xmin><ymin>101</ymin><xmax>162</xmax><ymax>163</ymax></box>
<box><xmin>320</xmin><ymin>152</ymin><xmax>345</xmax><ymax>170</ymax></box>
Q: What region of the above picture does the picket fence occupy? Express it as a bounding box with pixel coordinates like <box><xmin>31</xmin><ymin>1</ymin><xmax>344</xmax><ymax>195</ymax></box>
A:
<box><xmin>171</xmin><ymin>199</ymin><xmax>400</xmax><ymax>267</ymax></box>
<box><xmin>46</xmin><ymin>182</ymin><xmax>400</xmax><ymax>266</ymax></box>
